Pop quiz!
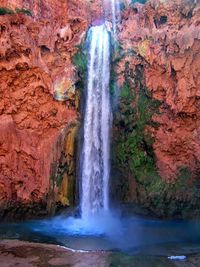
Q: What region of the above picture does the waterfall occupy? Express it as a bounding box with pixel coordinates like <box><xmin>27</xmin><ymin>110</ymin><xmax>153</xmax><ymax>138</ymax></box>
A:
<box><xmin>111</xmin><ymin>0</ymin><xmax>120</xmax><ymax>36</ymax></box>
<box><xmin>80</xmin><ymin>25</ymin><xmax>111</xmax><ymax>218</ymax></box>
<box><xmin>104</xmin><ymin>0</ymin><xmax>120</xmax><ymax>36</ymax></box>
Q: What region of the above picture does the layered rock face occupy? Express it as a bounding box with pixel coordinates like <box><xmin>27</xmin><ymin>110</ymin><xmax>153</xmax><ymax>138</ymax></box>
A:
<box><xmin>0</xmin><ymin>0</ymin><xmax>98</xmax><ymax>220</ymax></box>
<box><xmin>112</xmin><ymin>0</ymin><xmax>200</xmax><ymax>217</ymax></box>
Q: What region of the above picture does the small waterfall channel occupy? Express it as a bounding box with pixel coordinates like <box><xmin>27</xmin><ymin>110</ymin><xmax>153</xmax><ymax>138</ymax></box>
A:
<box><xmin>111</xmin><ymin>0</ymin><xmax>120</xmax><ymax>36</ymax></box>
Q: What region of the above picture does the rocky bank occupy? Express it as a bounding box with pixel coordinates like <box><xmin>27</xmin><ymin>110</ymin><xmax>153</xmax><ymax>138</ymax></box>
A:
<box><xmin>1</xmin><ymin>240</ymin><xmax>200</xmax><ymax>267</ymax></box>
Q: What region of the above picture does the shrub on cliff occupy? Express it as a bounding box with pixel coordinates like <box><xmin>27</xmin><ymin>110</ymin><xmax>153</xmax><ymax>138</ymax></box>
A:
<box><xmin>0</xmin><ymin>7</ymin><xmax>14</xmax><ymax>15</ymax></box>
<box><xmin>0</xmin><ymin>7</ymin><xmax>32</xmax><ymax>16</ymax></box>
<box><xmin>15</xmin><ymin>8</ymin><xmax>32</xmax><ymax>16</ymax></box>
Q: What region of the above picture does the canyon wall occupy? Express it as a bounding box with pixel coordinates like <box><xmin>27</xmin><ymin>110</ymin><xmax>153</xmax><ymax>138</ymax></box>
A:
<box><xmin>0</xmin><ymin>0</ymin><xmax>94</xmax><ymax>220</ymax></box>
<box><xmin>0</xmin><ymin>0</ymin><xmax>200</xmax><ymax>220</ymax></box>
<box><xmin>112</xmin><ymin>0</ymin><xmax>200</xmax><ymax>218</ymax></box>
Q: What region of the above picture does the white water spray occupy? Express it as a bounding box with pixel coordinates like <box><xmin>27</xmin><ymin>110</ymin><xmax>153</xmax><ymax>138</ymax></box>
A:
<box><xmin>80</xmin><ymin>24</ymin><xmax>112</xmax><ymax>218</ymax></box>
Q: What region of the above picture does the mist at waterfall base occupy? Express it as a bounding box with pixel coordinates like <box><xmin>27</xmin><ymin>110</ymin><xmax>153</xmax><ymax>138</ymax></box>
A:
<box><xmin>3</xmin><ymin>211</ymin><xmax>200</xmax><ymax>254</ymax></box>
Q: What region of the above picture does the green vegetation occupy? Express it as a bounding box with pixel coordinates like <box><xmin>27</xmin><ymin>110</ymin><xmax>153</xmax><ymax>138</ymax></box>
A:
<box><xmin>112</xmin><ymin>63</ymin><xmax>198</xmax><ymax>200</ymax></box>
<box><xmin>0</xmin><ymin>7</ymin><xmax>14</xmax><ymax>15</ymax></box>
<box><xmin>55</xmin><ymin>174</ymin><xmax>64</xmax><ymax>187</ymax></box>
<box><xmin>112</xmin><ymin>64</ymin><xmax>161</xmax><ymax>188</ymax></box>
<box><xmin>72</xmin><ymin>50</ymin><xmax>87</xmax><ymax>74</ymax></box>
<box><xmin>0</xmin><ymin>7</ymin><xmax>32</xmax><ymax>16</ymax></box>
<box><xmin>72</xmin><ymin>42</ymin><xmax>87</xmax><ymax>93</ymax></box>
<box><xmin>172</xmin><ymin>167</ymin><xmax>191</xmax><ymax>191</ymax></box>
<box><xmin>111</xmin><ymin>53</ymin><xmax>200</xmax><ymax>217</ymax></box>
<box><xmin>15</xmin><ymin>8</ymin><xmax>32</xmax><ymax>16</ymax></box>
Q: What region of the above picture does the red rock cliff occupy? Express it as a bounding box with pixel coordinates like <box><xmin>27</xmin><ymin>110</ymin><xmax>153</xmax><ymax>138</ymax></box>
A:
<box><xmin>1</xmin><ymin>0</ymin><xmax>200</xmax><ymax>219</ymax></box>
<box><xmin>0</xmin><ymin>0</ymin><xmax>102</xmax><ymax>219</ymax></box>
<box><xmin>118</xmin><ymin>0</ymin><xmax>200</xmax><ymax>182</ymax></box>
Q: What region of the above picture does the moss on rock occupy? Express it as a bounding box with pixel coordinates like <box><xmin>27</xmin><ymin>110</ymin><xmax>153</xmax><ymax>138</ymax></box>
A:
<box><xmin>112</xmin><ymin>63</ymin><xmax>161</xmax><ymax>189</ymax></box>
<box><xmin>15</xmin><ymin>8</ymin><xmax>32</xmax><ymax>16</ymax></box>
<box><xmin>0</xmin><ymin>7</ymin><xmax>32</xmax><ymax>16</ymax></box>
<box><xmin>111</xmin><ymin>60</ymin><xmax>200</xmax><ymax>218</ymax></box>
<box><xmin>0</xmin><ymin>7</ymin><xmax>14</xmax><ymax>15</ymax></box>
<box><xmin>49</xmin><ymin>122</ymin><xmax>79</xmax><ymax>214</ymax></box>
<box><xmin>72</xmin><ymin>42</ymin><xmax>87</xmax><ymax>90</ymax></box>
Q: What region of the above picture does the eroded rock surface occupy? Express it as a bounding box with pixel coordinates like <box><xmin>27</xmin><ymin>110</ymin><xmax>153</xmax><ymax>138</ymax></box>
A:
<box><xmin>0</xmin><ymin>240</ymin><xmax>200</xmax><ymax>267</ymax></box>
<box><xmin>0</xmin><ymin>0</ymin><xmax>93</xmax><ymax>220</ymax></box>
<box><xmin>112</xmin><ymin>0</ymin><xmax>200</xmax><ymax>217</ymax></box>
<box><xmin>118</xmin><ymin>0</ymin><xmax>200</xmax><ymax>181</ymax></box>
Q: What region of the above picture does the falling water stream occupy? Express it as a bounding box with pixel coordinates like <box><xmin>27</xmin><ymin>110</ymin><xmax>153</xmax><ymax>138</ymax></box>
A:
<box><xmin>80</xmin><ymin>0</ymin><xmax>121</xmax><ymax>220</ymax></box>
<box><xmin>80</xmin><ymin>24</ymin><xmax>111</xmax><ymax>218</ymax></box>
<box><xmin>104</xmin><ymin>0</ymin><xmax>120</xmax><ymax>37</ymax></box>
<box><xmin>111</xmin><ymin>0</ymin><xmax>120</xmax><ymax>36</ymax></box>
